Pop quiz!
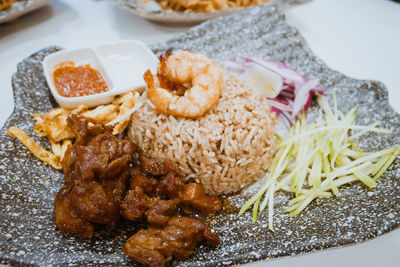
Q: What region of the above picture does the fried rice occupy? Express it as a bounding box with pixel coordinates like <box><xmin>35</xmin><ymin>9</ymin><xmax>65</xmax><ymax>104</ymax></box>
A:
<box><xmin>129</xmin><ymin>72</ymin><xmax>276</xmax><ymax>195</ymax></box>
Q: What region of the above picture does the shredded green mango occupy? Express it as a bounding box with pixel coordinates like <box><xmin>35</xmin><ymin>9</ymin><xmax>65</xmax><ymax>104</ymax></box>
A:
<box><xmin>239</xmin><ymin>94</ymin><xmax>399</xmax><ymax>231</ymax></box>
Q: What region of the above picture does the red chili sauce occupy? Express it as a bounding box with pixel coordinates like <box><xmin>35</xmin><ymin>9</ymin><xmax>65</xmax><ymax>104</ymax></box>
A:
<box><xmin>53</xmin><ymin>61</ymin><xmax>109</xmax><ymax>97</ymax></box>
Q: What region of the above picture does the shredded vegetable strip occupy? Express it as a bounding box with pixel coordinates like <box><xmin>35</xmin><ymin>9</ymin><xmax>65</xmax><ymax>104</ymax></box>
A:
<box><xmin>239</xmin><ymin>95</ymin><xmax>399</xmax><ymax>230</ymax></box>
<box><xmin>278</xmin><ymin>125</ymin><xmax>391</xmax><ymax>148</ymax></box>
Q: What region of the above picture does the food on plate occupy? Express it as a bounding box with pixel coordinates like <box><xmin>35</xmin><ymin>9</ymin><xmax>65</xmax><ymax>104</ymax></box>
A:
<box><xmin>123</xmin><ymin>216</ymin><xmax>219</xmax><ymax>267</ymax></box>
<box><xmin>121</xmin><ymin>155</ymin><xmax>222</xmax><ymax>266</ymax></box>
<box><xmin>7</xmin><ymin>91</ymin><xmax>139</xmax><ymax>169</ymax></box>
<box><xmin>7</xmin><ymin>126</ymin><xmax>63</xmax><ymax>169</ymax></box>
<box><xmin>50</xmin><ymin>113</ymin><xmax>221</xmax><ymax>266</ymax></box>
<box><xmin>240</xmin><ymin>94</ymin><xmax>399</xmax><ymax>231</ymax></box>
<box><xmin>0</xmin><ymin>0</ymin><xmax>16</xmax><ymax>11</ymax></box>
<box><xmin>8</xmin><ymin>51</ymin><xmax>225</xmax><ymax>266</ymax></box>
<box><xmin>53</xmin><ymin>61</ymin><xmax>109</xmax><ymax>97</ymax></box>
<box><xmin>54</xmin><ymin>113</ymin><xmax>138</xmax><ymax>237</ymax></box>
<box><xmin>131</xmin><ymin>51</ymin><xmax>277</xmax><ymax>195</ymax></box>
<box><xmin>154</xmin><ymin>0</ymin><xmax>269</xmax><ymax>13</ymax></box>
<box><xmin>144</xmin><ymin>50</ymin><xmax>223</xmax><ymax>119</ymax></box>
<box><xmin>6</xmin><ymin>45</ymin><xmax>400</xmax><ymax>265</ymax></box>
<box><xmin>121</xmin><ymin>158</ymin><xmax>222</xmax><ymax>226</ymax></box>
<box><xmin>224</xmin><ymin>56</ymin><xmax>327</xmax><ymax>126</ymax></box>
<box><xmin>181</xmin><ymin>183</ymin><xmax>223</xmax><ymax>215</ymax></box>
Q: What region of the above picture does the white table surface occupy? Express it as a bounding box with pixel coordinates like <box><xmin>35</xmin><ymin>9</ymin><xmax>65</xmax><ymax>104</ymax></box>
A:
<box><xmin>0</xmin><ymin>0</ymin><xmax>399</xmax><ymax>266</ymax></box>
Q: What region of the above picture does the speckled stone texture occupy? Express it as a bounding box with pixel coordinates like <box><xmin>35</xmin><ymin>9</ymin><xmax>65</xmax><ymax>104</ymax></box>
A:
<box><xmin>1</xmin><ymin>5</ymin><xmax>399</xmax><ymax>267</ymax></box>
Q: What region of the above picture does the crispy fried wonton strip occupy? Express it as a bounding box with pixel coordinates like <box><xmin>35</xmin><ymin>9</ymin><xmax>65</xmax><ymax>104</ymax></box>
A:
<box><xmin>60</xmin><ymin>139</ymin><xmax>72</xmax><ymax>162</ymax></box>
<box><xmin>50</xmin><ymin>139</ymin><xmax>62</xmax><ymax>158</ymax></box>
<box><xmin>82</xmin><ymin>104</ymin><xmax>119</xmax><ymax>124</ymax></box>
<box><xmin>7</xmin><ymin>126</ymin><xmax>62</xmax><ymax>170</ymax></box>
<box><xmin>110</xmin><ymin>91</ymin><xmax>139</xmax><ymax>135</ymax></box>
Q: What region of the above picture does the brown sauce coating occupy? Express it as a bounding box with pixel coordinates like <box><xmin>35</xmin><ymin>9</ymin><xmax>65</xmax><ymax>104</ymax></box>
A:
<box><xmin>54</xmin><ymin>113</ymin><xmax>138</xmax><ymax>234</ymax></box>
<box><xmin>123</xmin><ymin>217</ymin><xmax>220</xmax><ymax>267</ymax></box>
<box><xmin>53</xmin><ymin>113</ymin><xmax>222</xmax><ymax>267</ymax></box>
<box><xmin>120</xmin><ymin>158</ymin><xmax>222</xmax><ymax>266</ymax></box>
<box><xmin>181</xmin><ymin>183</ymin><xmax>223</xmax><ymax>215</ymax></box>
<box><xmin>53</xmin><ymin>61</ymin><xmax>109</xmax><ymax>97</ymax></box>
<box><xmin>54</xmin><ymin>186</ymin><xmax>94</xmax><ymax>238</ymax></box>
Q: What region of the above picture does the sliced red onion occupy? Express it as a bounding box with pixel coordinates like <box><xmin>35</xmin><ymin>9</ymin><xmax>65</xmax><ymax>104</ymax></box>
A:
<box><xmin>223</xmin><ymin>56</ymin><xmax>327</xmax><ymax>126</ymax></box>
<box><xmin>266</xmin><ymin>99</ymin><xmax>291</xmax><ymax>112</ymax></box>
<box><xmin>292</xmin><ymin>79</ymin><xmax>320</xmax><ymax>119</ymax></box>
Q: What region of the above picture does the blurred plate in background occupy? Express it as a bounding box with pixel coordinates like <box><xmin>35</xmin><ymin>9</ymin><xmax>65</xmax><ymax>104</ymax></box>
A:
<box><xmin>0</xmin><ymin>0</ymin><xmax>53</xmax><ymax>24</ymax></box>
<box><xmin>115</xmin><ymin>0</ymin><xmax>310</xmax><ymax>25</ymax></box>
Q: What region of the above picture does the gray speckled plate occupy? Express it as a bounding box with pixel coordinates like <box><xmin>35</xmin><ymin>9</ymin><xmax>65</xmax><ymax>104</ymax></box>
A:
<box><xmin>1</xmin><ymin>5</ymin><xmax>399</xmax><ymax>267</ymax></box>
<box><xmin>115</xmin><ymin>0</ymin><xmax>310</xmax><ymax>25</ymax></box>
<box><xmin>0</xmin><ymin>0</ymin><xmax>53</xmax><ymax>24</ymax></box>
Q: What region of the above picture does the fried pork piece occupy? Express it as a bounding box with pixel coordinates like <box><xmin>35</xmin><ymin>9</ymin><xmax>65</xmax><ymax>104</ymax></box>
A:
<box><xmin>121</xmin><ymin>176</ymin><xmax>178</xmax><ymax>226</ymax></box>
<box><xmin>123</xmin><ymin>217</ymin><xmax>220</xmax><ymax>267</ymax></box>
<box><xmin>129</xmin><ymin>174</ymin><xmax>159</xmax><ymax>194</ymax></box>
<box><xmin>164</xmin><ymin>159</ymin><xmax>185</xmax><ymax>178</ymax></box>
<box><xmin>156</xmin><ymin>172</ymin><xmax>182</xmax><ymax>199</ymax></box>
<box><xmin>145</xmin><ymin>200</ymin><xmax>177</xmax><ymax>227</ymax></box>
<box><xmin>140</xmin><ymin>156</ymin><xmax>166</xmax><ymax>176</ymax></box>
<box><xmin>54</xmin><ymin>186</ymin><xmax>94</xmax><ymax>238</ymax></box>
<box><xmin>121</xmin><ymin>168</ymin><xmax>182</xmax><ymax>226</ymax></box>
<box><xmin>55</xmin><ymin>114</ymin><xmax>137</xmax><ymax>236</ymax></box>
<box><xmin>121</xmin><ymin>159</ymin><xmax>222</xmax><ymax>226</ymax></box>
<box><xmin>68</xmin><ymin>175</ymin><xmax>129</xmax><ymax>230</ymax></box>
<box><xmin>65</xmin><ymin>114</ymin><xmax>137</xmax><ymax>181</ymax></box>
<box><xmin>181</xmin><ymin>183</ymin><xmax>223</xmax><ymax>215</ymax></box>
<box><xmin>121</xmin><ymin>187</ymin><xmax>159</xmax><ymax>221</ymax></box>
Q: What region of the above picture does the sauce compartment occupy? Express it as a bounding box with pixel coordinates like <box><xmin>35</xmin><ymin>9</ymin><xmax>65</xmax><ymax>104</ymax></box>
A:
<box><xmin>97</xmin><ymin>41</ymin><xmax>158</xmax><ymax>95</ymax></box>
<box><xmin>43</xmin><ymin>41</ymin><xmax>158</xmax><ymax>109</ymax></box>
<box><xmin>43</xmin><ymin>48</ymin><xmax>114</xmax><ymax>108</ymax></box>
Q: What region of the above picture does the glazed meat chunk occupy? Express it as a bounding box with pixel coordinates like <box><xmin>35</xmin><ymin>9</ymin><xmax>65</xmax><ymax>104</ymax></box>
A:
<box><xmin>121</xmin><ymin>178</ymin><xmax>177</xmax><ymax>226</ymax></box>
<box><xmin>164</xmin><ymin>159</ymin><xmax>185</xmax><ymax>178</ymax></box>
<box><xmin>54</xmin><ymin>186</ymin><xmax>94</xmax><ymax>238</ymax></box>
<box><xmin>122</xmin><ymin>158</ymin><xmax>222</xmax><ymax>228</ymax></box>
<box><xmin>54</xmin><ymin>114</ymin><xmax>137</xmax><ymax>236</ymax></box>
<box><xmin>145</xmin><ymin>199</ymin><xmax>177</xmax><ymax>227</ymax></box>
<box><xmin>140</xmin><ymin>156</ymin><xmax>166</xmax><ymax>176</ymax></box>
<box><xmin>66</xmin><ymin>114</ymin><xmax>138</xmax><ymax>181</ymax></box>
<box><xmin>121</xmin><ymin>186</ymin><xmax>159</xmax><ymax>222</ymax></box>
<box><xmin>52</xmin><ymin>113</ymin><xmax>222</xmax><ymax>266</ymax></box>
<box><xmin>68</xmin><ymin>175</ymin><xmax>129</xmax><ymax>230</ymax></box>
<box><xmin>123</xmin><ymin>217</ymin><xmax>220</xmax><ymax>267</ymax></box>
<box><xmin>129</xmin><ymin>174</ymin><xmax>159</xmax><ymax>194</ymax></box>
<box><xmin>156</xmin><ymin>172</ymin><xmax>182</xmax><ymax>199</ymax></box>
<box><xmin>181</xmin><ymin>183</ymin><xmax>222</xmax><ymax>215</ymax></box>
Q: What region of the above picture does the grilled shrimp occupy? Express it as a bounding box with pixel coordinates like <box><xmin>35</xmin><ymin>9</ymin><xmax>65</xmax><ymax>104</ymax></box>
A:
<box><xmin>144</xmin><ymin>50</ymin><xmax>223</xmax><ymax>119</ymax></box>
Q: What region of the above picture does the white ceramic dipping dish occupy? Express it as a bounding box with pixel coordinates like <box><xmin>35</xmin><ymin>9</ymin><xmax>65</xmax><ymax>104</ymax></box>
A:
<box><xmin>43</xmin><ymin>40</ymin><xmax>158</xmax><ymax>109</ymax></box>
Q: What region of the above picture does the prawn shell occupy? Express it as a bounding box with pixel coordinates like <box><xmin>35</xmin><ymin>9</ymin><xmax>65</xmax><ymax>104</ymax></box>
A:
<box><xmin>144</xmin><ymin>51</ymin><xmax>223</xmax><ymax>119</ymax></box>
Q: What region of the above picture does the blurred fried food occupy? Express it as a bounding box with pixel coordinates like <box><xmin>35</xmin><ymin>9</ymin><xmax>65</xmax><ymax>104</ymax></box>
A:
<box><xmin>110</xmin><ymin>91</ymin><xmax>138</xmax><ymax>135</ymax></box>
<box><xmin>33</xmin><ymin>108</ymin><xmax>76</xmax><ymax>142</ymax></box>
<box><xmin>81</xmin><ymin>104</ymin><xmax>118</xmax><ymax>124</ymax></box>
<box><xmin>155</xmin><ymin>0</ymin><xmax>269</xmax><ymax>13</ymax></box>
<box><xmin>7</xmin><ymin>126</ymin><xmax>62</xmax><ymax>169</ymax></box>
<box><xmin>0</xmin><ymin>0</ymin><xmax>16</xmax><ymax>12</ymax></box>
<box><xmin>7</xmin><ymin>91</ymin><xmax>140</xmax><ymax>169</ymax></box>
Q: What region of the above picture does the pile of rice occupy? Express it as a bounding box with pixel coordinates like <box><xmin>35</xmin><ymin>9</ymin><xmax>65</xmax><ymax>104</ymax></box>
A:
<box><xmin>129</xmin><ymin>72</ymin><xmax>276</xmax><ymax>195</ymax></box>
